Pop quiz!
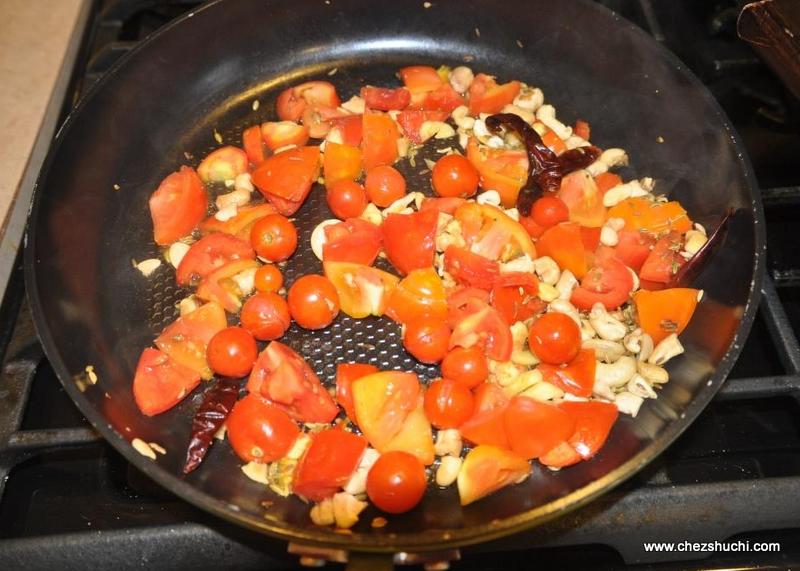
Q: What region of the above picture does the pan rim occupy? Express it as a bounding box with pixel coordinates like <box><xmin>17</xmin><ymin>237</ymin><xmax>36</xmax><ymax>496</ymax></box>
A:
<box><xmin>23</xmin><ymin>0</ymin><xmax>767</xmax><ymax>554</ymax></box>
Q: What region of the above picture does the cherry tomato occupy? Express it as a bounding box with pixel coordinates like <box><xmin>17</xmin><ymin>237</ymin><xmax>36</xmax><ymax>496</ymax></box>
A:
<box><xmin>253</xmin><ymin>264</ymin><xmax>283</xmax><ymax>293</ymax></box>
<box><xmin>206</xmin><ymin>326</ymin><xmax>258</xmax><ymax>378</ymax></box>
<box><xmin>424</xmin><ymin>379</ymin><xmax>475</xmax><ymax>429</ymax></box>
<box><xmin>531</xmin><ymin>196</ymin><xmax>569</xmax><ymax>228</ymax></box>
<box><xmin>287</xmin><ymin>274</ymin><xmax>340</xmax><ymax>329</ymax></box>
<box><xmin>240</xmin><ymin>291</ymin><xmax>291</xmax><ymax>341</ymax></box>
<box><xmin>440</xmin><ymin>346</ymin><xmax>488</xmax><ymax>389</ymax></box>
<box><xmin>326</xmin><ymin>180</ymin><xmax>368</xmax><ymax>219</ymax></box>
<box><xmin>402</xmin><ymin>318</ymin><xmax>450</xmax><ymax>364</ymax></box>
<box><xmin>366</xmin><ymin>451</ymin><xmax>427</xmax><ymax>514</ymax></box>
<box><xmin>527</xmin><ymin>312</ymin><xmax>581</xmax><ymax>365</ymax></box>
<box><xmin>365</xmin><ymin>165</ymin><xmax>406</xmax><ymax>207</ymax></box>
<box><xmin>227</xmin><ymin>394</ymin><xmax>300</xmax><ymax>463</ymax></box>
<box><xmin>250</xmin><ymin>214</ymin><xmax>298</xmax><ymax>262</ymax></box>
<box><xmin>431</xmin><ymin>154</ymin><xmax>479</xmax><ymax>198</ymax></box>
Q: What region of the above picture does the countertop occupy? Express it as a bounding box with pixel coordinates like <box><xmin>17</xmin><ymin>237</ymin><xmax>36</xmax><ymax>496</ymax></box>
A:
<box><xmin>0</xmin><ymin>0</ymin><xmax>90</xmax><ymax>296</ymax></box>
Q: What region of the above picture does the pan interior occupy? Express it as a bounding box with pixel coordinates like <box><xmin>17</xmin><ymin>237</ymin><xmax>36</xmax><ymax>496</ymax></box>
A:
<box><xmin>25</xmin><ymin>0</ymin><xmax>762</xmax><ymax>550</ymax></box>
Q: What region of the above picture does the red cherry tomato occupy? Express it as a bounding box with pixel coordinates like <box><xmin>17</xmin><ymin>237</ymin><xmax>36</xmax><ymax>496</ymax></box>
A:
<box><xmin>527</xmin><ymin>312</ymin><xmax>581</xmax><ymax>365</ymax></box>
<box><xmin>402</xmin><ymin>318</ymin><xmax>451</xmax><ymax>364</ymax></box>
<box><xmin>423</xmin><ymin>379</ymin><xmax>475</xmax><ymax>429</ymax></box>
<box><xmin>531</xmin><ymin>196</ymin><xmax>569</xmax><ymax>228</ymax></box>
<box><xmin>326</xmin><ymin>180</ymin><xmax>368</xmax><ymax>219</ymax></box>
<box><xmin>431</xmin><ymin>154</ymin><xmax>479</xmax><ymax>198</ymax></box>
<box><xmin>250</xmin><ymin>214</ymin><xmax>298</xmax><ymax>262</ymax></box>
<box><xmin>227</xmin><ymin>394</ymin><xmax>300</xmax><ymax>463</ymax></box>
<box><xmin>366</xmin><ymin>451</ymin><xmax>427</xmax><ymax>514</ymax></box>
<box><xmin>206</xmin><ymin>326</ymin><xmax>258</xmax><ymax>378</ymax></box>
<box><xmin>287</xmin><ymin>274</ymin><xmax>340</xmax><ymax>329</ymax></box>
<box><xmin>364</xmin><ymin>165</ymin><xmax>407</xmax><ymax>207</ymax></box>
<box><xmin>253</xmin><ymin>264</ymin><xmax>283</xmax><ymax>293</ymax></box>
<box><xmin>240</xmin><ymin>292</ymin><xmax>291</xmax><ymax>341</ymax></box>
<box><xmin>440</xmin><ymin>346</ymin><xmax>488</xmax><ymax>389</ymax></box>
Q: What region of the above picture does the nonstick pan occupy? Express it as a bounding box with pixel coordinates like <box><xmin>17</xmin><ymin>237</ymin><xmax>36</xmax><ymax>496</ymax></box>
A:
<box><xmin>24</xmin><ymin>0</ymin><xmax>765</xmax><ymax>566</ymax></box>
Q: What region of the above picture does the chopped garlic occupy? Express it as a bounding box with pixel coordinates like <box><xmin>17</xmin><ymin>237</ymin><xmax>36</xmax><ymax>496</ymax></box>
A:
<box><xmin>135</xmin><ymin>258</ymin><xmax>162</xmax><ymax>277</ymax></box>
<box><xmin>132</xmin><ymin>438</ymin><xmax>157</xmax><ymax>460</ymax></box>
<box><xmin>168</xmin><ymin>242</ymin><xmax>190</xmax><ymax>268</ymax></box>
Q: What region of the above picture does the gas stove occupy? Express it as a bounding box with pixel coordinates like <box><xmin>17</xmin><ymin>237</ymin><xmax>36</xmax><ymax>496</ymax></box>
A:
<box><xmin>1</xmin><ymin>1</ymin><xmax>799</xmax><ymax>569</ymax></box>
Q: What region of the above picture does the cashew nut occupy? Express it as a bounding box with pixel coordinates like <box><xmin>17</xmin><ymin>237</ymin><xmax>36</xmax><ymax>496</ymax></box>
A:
<box><xmin>555</xmin><ymin>269</ymin><xmax>578</xmax><ymax>299</ymax></box>
<box><xmin>510</xmin><ymin>321</ymin><xmax>528</xmax><ymax>351</ymax></box>
<box><xmin>503</xmin><ymin>369</ymin><xmax>543</xmax><ymax>397</ymax></box>
<box><xmin>580</xmin><ymin>318</ymin><xmax>597</xmax><ymax>342</ymax></box>
<box><xmin>683</xmin><ymin>230</ymin><xmax>708</xmax><ymax>255</ymax></box>
<box><xmin>600</xmin><ymin>225</ymin><xmax>619</xmax><ymax>246</ymax></box>
<box><xmin>589</xmin><ymin>303</ymin><xmax>627</xmax><ymax>341</ymax></box>
<box><xmin>537</xmin><ymin>283</ymin><xmax>559</xmax><ymax>303</ymax></box>
<box><xmin>310</xmin><ymin>219</ymin><xmax>341</xmax><ymax>260</ymax></box>
<box><xmin>637</xmin><ymin>360</ymin><xmax>669</xmax><ymax>384</ymax></box>
<box><xmin>548</xmin><ymin>299</ymin><xmax>581</xmax><ymax>326</ymax></box>
<box><xmin>489</xmin><ymin>359</ymin><xmax>523</xmax><ymax>386</ymax></box>
<box><xmin>500</xmin><ymin>254</ymin><xmax>534</xmax><ymax>274</ymax></box>
<box><xmin>476</xmin><ymin>190</ymin><xmax>502</xmax><ymax>206</ymax></box>
<box><xmin>451</xmin><ymin>105</ymin><xmax>475</xmax><ymax>130</ymax></box>
<box><xmin>178</xmin><ymin>295</ymin><xmax>200</xmax><ymax>316</ymax></box>
<box><xmin>595</xmin><ymin>355</ymin><xmax>637</xmax><ymax>388</ymax></box>
<box><xmin>332</xmin><ymin>492</ymin><xmax>367</xmax><ymax>529</ymax></box>
<box><xmin>582</xmin><ymin>339</ymin><xmax>626</xmax><ymax>363</ymax></box>
<box><xmin>343</xmin><ymin>447</ymin><xmax>380</xmax><ymax>495</ymax></box>
<box><xmin>234</xmin><ymin>172</ymin><xmax>254</xmax><ymax>192</ymax></box>
<box><xmin>449</xmin><ymin>66</ymin><xmax>474</xmax><ymax>94</ymax></box>
<box><xmin>359</xmin><ymin>203</ymin><xmax>383</xmax><ymax>226</ymax></box>
<box><xmin>513</xmin><ymin>86</ymin><xmax>544</xmax><ymax>112</ymax></box>
<box><xmin>534</xmin><ymin>256</ymin><xmax>561</xmax><ymax>285</ymax></box>
<box><xmin>627</xmin><ymin>374</ymin><xmax>658</xmax><ymax>399</ymax></box>
<box><xmin>232</xmin><ymin>267</ymin><xmax>257</xmax><ymax>297</ymax></box>
<box><xmin>648</xmin><ymin>333</ymin><xmax>684</xmax><ymax>366</ymax></box>
<box><xmin>536</xmin><ymin>104</ymin><xmax>572</xmax><ymax>140</ymax></box>
<box><xmin>436</xmin><ymin>456</ymin><xmax>463</xmax><ymax>487</ymax></box>
<box><xmin>520</xmin><ymin>380</ymin><xmax>564</xmax><ymax>402</ymax></box>
<box><xmin>600</xmin><ymin>148</ymin><xmax>629</xmax><ymax>168</ymax></box>
<box><xmin>500</xmin><ymin>103</ymin><xmax>535</xmax><ymax>124</ymax></box>
<box><xmin>167</xmin><ymin>242</ymin><xmax>190</xmax><ymax>268</ymax></box>
<box><xmin>592</xmin><ymin>379</ymin><xmax>616</xmax><ymax>401</ymax></box>
<box><xmin>615</xmin><ymin>391</ymin><xmax>644</xmax><ymax>417</ymax></box>
<box><xmin>310</xmin><ymin>498</ymin><xmax>336</xmax><ymax>526</ymax></box>
<box><xmin>216</xmin><ymin>186</ymin><xmax>251</xmax><ymax>210</ymax></box>
<box><xmin>340</xmin><ymin>95</ymin><xmax>365</xmax><ymax>114</ymax></box>
<box><xmin>434</xmin><ymin>429</ymin><xmax>463</xmax><ymax>457</ymax></box>
<box><xmin>565</xmin><ymin>135</ymin><xmax>590</xmax><ymax>150</ymax></box>
<box><xmin>602</xmin><ymin>180</ymin><xmax>645</xmax><ymax>207</ymax></box>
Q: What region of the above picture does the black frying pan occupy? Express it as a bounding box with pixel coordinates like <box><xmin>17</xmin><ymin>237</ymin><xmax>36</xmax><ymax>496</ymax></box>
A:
<box><xmin>24</xmin><ymin>0</ymin><xmax>765</xmax><ymax>566</ymax></box>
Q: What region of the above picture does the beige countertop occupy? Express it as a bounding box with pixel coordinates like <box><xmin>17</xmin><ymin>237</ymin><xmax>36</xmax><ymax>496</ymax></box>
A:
<box><xmin>0</xmin><ymin>0</ymin><xmax>90</xmax><ymax>294</ymax></box>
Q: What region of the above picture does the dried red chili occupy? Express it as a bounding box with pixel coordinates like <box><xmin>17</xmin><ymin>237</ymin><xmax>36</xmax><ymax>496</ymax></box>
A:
<box><xmin>183</xmin><ymin>376</ymin><xmax>241</xmax><ymax>474</ymax></box>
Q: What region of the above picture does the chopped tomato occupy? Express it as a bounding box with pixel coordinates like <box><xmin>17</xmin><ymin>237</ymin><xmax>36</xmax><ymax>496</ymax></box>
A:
<box><xmin>443</xmin><ymin>246</ymin><xmax>500</xmax><ymax>290</ymax></box>
<box><xmin>149</xmin><ymin>166</ymin><xmax>208</xmax><ymax>246</ymax></box>
<box><xmin>594</xmin><ymin>172</ymin><xmax>622</xmax><ymax>195</ymax></box>
<box><xmin>519</xmin><ymin>215</ymin><xmax>547</xmax><ymax>239</ymax></box>
<box><xmin>384</xmin><ymin>267</ymin><xmax>447</xmax><ymax>324</ymax></box>
<box><xmin>446</xmin><ymin>286</ymin><xmax>491</xmax><ymax>327</ymax></box>
<box><xmin>155</xmin><ymin>301</ymin><xmax>227</xmax><ymax>379</ymax></box>
<box><xmin>468</xmin><ymin>74</ymin><xmax>521</xmax><ymax>115</ymax></box>
<box><xmin>571</xmin><ymin>258</ymin><xmax>634</xmax><ymax>310</ymax></box>
<box><xmin>246</xmin><ymin>341</ymin><xmax>339</xmax><ymax>423</ymax></box>
<box><xmin>199</xmin><ymin>203</ymin><xmax>276</xmax><ymax>240</ymax></box>
<box><xmin>242</xmin><ymin>125</ymin><xmax>265</xmax><ymax>164</ymax></box>
<box><xmin>382</xmin><ymin>396</ymin><xmax>435</xmax><ymax>465</ymax></box>
<box><xmin>541</xmin><ymin>127</ymin><xmax>567</xmax><ymax>155</ymax></box>
<box><xmin>197</xmin><ymin>146</ymin><xmax>249</xmax><ymax>183</ymax></box>
<box><xmin>457</xmin><ymin>445</ymin><xmax>530</xmax><ymax>506</ymax></box>
<box><xmin>504</xmin><ymin>396</ymin><xmax>576</xmax><ymax>459</ymax></box>
<box><xmin>362</xmin><ymin>111</ymin><xmax>400</xmax><ymax>171</ymax></box>
<box><xmin>396</xmin><ymin>109</ymin><xmax>449</xmax><ymax>143</ymax></box>
<box><xmin>608</xmin><ymin>197</ymin><xmax>693</xmax><ymax>235</ymax></box>
<box><xmin>561</xmin><ymin>401</ymin><xmax>618</xmax><ymax>461</ymax></box>
<box><xmin>538</xmin><ymin>348</ymin><xmax>597</xmax><ymax>397</ymax></box>
<box><xmin>261</xmin><ymin>191</ymin><xmax>302</xmax><ymax>216</ymax></box>
<box><xmin>351</xmin><ymin>371</ymin><xmax>421</xmax><ymax>451</ymax></box>
<box><xmin>580</xmin><ymin>226</ymin><xmax>602</xmax><ymax>252</ymax></box>
<box><xmin>251</xmin><ymin>146</ymin><xmax>320</xmax><ymax>203</ymax></box>
<box><xmin>293</xmin><ymin>428</ymin><xmax>367</xmax><ymax>501</ymax></box>
<box><xmin>420</xmin><ymin>196</ymin><xmax>466</xmax><ymax>215</ymax></box>
<box><xmin>639</xmin><ymin>231</ymin><xmax>686</xmax><ymax>283</ymax></box>
<box><xmin>335</xmin><ymin>363</ymin><xmax>379</xmax><ymax>422</ymax></box>
<box><xmin>399</xmin><ymin>65</ymin><xmax>442</xmax><ymax>93</ymax></box>
<box><xmin>634</xmin><ymin>288</ymin><xmax>699</xmax><ymax>344</ymax></box>
<box><xmin>361</xmin><ymin>86</ymin><xmax>411</xmax><ymax>110</ymax></box>
<box><xmin>466</xmin><ymin>137</ymin><xmax>528</xmax><ymax>207</ymax></box>
<box><xmin>302</xmin><ymin>105</ymin><xmax>346</xmax><ymax>139</ymax></box>
<box><xmin>195</xmin><ymin>259</ymin><xmax>260</xmax><ymax>313</ymax></box>
<box><xmin>132</xmin><ymin>348</ymin><xmax>201</xmax><ymax>416</ymax></box>
<box><xmin>535</xmin><ymin>223</ymin><xmax>588</xmax><ymax>279</ymax></box>
<box><xmin>449</xmin><ymin>298</ymin><xmax>513</xmax><ymax>361</ymax></box>
<box><xmin>175</xmin><ymin>233</ymin><xmax>254</xmax><ymax>286</ymax></box>
<box><xmin>261</xmin><ymin>121</ymin><xmax>310</xmax><ymax>151</ymax></box>
<box><xmin>611</xmin><ymin>230</ymin><xmax>655</xmax><ymax>272</ymax></box>
<box><xmin>459</xmin><ymin>382</ymin><xmax>510</xmax><ymax>449</ymax></box>
<box><xmin>382</xmin><ymin>209</ymin><xmax>438</xmax><ymax>275</ymax></box>
<box><xmin>455</xmin><ymin>202</ymin><xmax>537</xmax><ymax>261</ymax></box>
<box><xmin>415</xmin><ymin>84</ymin><xmax>464</xmax><ymax>113</ymax></box>
<box><xmin>538</xmin><ymin>442</ymin><xmax>582</xmax><ymax>468</ymax></box>
<box><xmin>323</xmin><ymin>261</ymin><xmax>399</xmax><ymax>318</ymax></box>
<box><xmin>322</xmin><ymin>218</ymin><xmax>382</xmax><ymax>266</ymax></box>
<box><xmin>574</xmin><ymin>119</ymin><xmax>591</xmax><ymax>140</ymax></box>
<box><xmin>329</xmin><ymin>115</ymin><xmax>363</xmax><ymax>147</ymax></box>
<box><xmin>557</xmin><ymin>170</ymin><xmax>606</xmax><ymax>228</ymax></box>
<box><xmin>322</xmin><ymin>141</ymin><xmax>362</xmax><ymax>186</ymax></box>
<box><xmin>276</xmin><ymin>81</ymin><xmax>341</xmax><ymax>122</ymax></box>
<box><xmin>490</xmin><ymin>273</ymin><xmax>544</xmax><ymax>323</ymax></box>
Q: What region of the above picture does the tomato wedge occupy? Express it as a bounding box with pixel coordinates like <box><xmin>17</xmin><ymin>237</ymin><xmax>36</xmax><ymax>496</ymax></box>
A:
<box><xmin>503</xmin><ymin>396</ymin><xmax>576</xmax><ymax>459</ymax></box>
<box><xmin>466</xmin><ymin>137</ymin><xmax>528</xmax><ymax>207</ymax></box>
<box><xmin>557</xmin><ymin>170</ymin><xmax>606</xmax><ymax>228</ymax></box>
<box><xmin>468</xmin><ymin>74</ymin><xmax>521</xmax><ymax>115</ymax></box>
<box><xmin>454</xmin><ymin>202</ymin><xmax>536</xmax><ymax>261</ymax></box>
<box><xmin>608</xmin><ymin>197</ymin><xmax>693</xmax><ymax>235</ymax></box>
<box><xmin>362</xmin><ymin>111</ymin><xmax>400</xmax><ymax>171</ymax></box>
<box><xmin>199</xmin><ymin>203</ymin><xmax>277</xmax><ymax>240</ymax></box>
<box><xmin>276</xmin><ymin>81</ymin><xmax>341</xmax><ymax>122</ymax></box>
<box><xmin>491</xmin><ymin>273</ymin><xmax>545</xmax><ymax>323</ymax></box>
<box><xmin>382</xmin><ymin>396</ymin><xmax>435</xmax><ymax>465</ymax></box>
<box><xmin>175</xmin><ymin>233</ymin><xmax>255</xmax><ymax>286</ymax></box>
<box><xmin>132</xmin><ymin>348</ymin><xmax>201</xmax><ymax>416</ymax></box>
<box><xmin>446</xmin><ymin>286</ymin><xmax>491</xmax><ymax>327</ymax></box>
<box><xmin>540</xmin><ymin>400</ymin><xmax>619</xmax><ymax>468</ymax></box>
<box><xmin>242</xmin><ymin>125</ymin><xmax>265</xmax><ymax>164</ymax></box>
<box><xmin>416</xmin><ymin>83</ymin><xmax>464</xmax><ymax>113</ymax></box>
<box><xmin>302</xmin><ymin>105</ymin><xmax>346</xmax><ymax>139</ymax></box>
<box><xmin>323</xmin><ymin>141</ymin><xmax>362</xmax><ymax>186</ymax></box>
<box><xmin>594</xmin><ymin>172</ymin><xmax>622</xmax><ymax>195</ymax></box>
<box><xmin>457</xmin><ymin>445</ymin><xmax>530</xmax><ymax>506</ymax></box>
<box><xmin>322</xmin><ymin>218</ymin><xmax>382</xmax><ymax>266</ymax></box>
<box><xmin>261</xmin><ymin>121</ymin><xmax>310</xmax><ymax>151</ymax></box>
<box><xmin>536</xmin><ymin>223</ymin><xmax>588</xmax><ymax>279</ymax></box>
<box><xmin>420</xmin><ymin>196</ymin><xmax>466</xmax><ymax>215</ymax></box>
<box><xmin>449</xmin><ymin>298</ymin><xmax>512</xmax><ymax>361</ymax></box>
<box><xmin>361</xmin><ymin>86</ymin><xmax>411</xmax><ymax>110</ymax></box>
<box><xmin>149</xmin><ymin>166</ymin><xmax>208</xmax><ymax>246</ymax></box>
<box><xmin>323</xmin><ymin>261</ymin><xmax>400</xmax><ymax>318</ymax></box>
<box><xmin>351</xmin><ymin>371</ymin><xmax>420</xmax><ymax>451</ymax></box>
<box><xmin>329</xmin><ymin>115</ymin><xmax>363</xmax><ymax>147</ymax></box>
<box><xmin>399</xmin><ymin>66</ymin><xmax>442</xmax><ymax>93</ymax></box>
<box><xmin>251</xmin><ymin>146</ymin><xmax>321</xmax><ymax>203</ymax></box>
<box><xmin>195</xmin><ymin>259</ymin><xmax>260</xmax><ymax>313</ymax></box>
<box><xmin>634</xmin><ymin>287</ymin><xmax>699</xmax><ymax>344</ymax></box>
<box><xmin>197</xmin><ymin>146</ymin><xmax>249</xmax><ymax>183</ymax></box>
<box><xmin>538</xmin><ymin>348</ymin><xmax>597</xmax><ymax>397</ymax></box>
<box><xmin>335</xmin><ymin>363</ymin><xmax>379</xmax><ymax>422</ymax></box>
<box><xmin>292</xmin><ymin>428</ymin><xmax>367</xmax><ymax>501</ymax></box>
<box><xmin>460</xmin><ymin>382</ymin><xmax>510</xmax><ymax>449</ymax></box>
<box><xmin>609</xmin><ymin>229</ymin><xmax>655</xmax><ymax>272</ymax></box>
<box><xmin>155</xmin><ymin>301</ymin><xmax>227</xmax><ymax>379</ymax></box>
<box><xmin>384</xmin><ymin>267</ymin><xmax>448</xmax><ymax>324</ymax></box>
<box><xmin>443</xmin><ymin>246</ymin><xmax>500</xmax><ymax>290</ymax></box>
<box><xmin>639</xmin><ymin>231</ymin><xmax>686</xmax><ymax>283</ymax></box>
<box><xmin>571</xmin><ymin>258</ymin><xmax>634</xmax><ymax>310</ymax></box>
<box><xmin>396</xmin><ymin>109</ymin><xmax>449</xmax><ymax>143</ymax></box>
<box><xmin>246</xmin><ymin>341</ymin><xmax>339</xmax><ymax>423</ymax></box>
<box><xmin>382</xmin><ymin>209</ymin><xmax>438</xmax><ymax>275</ymax></box>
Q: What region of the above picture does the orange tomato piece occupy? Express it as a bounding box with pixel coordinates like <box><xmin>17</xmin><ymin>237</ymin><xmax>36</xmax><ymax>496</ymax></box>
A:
<box><xmin>351</xmin><ymin>371</ymin><xmax>421</xmax><ymax>452</ymax></box>
<box><xmin>242</xmin><ymin>125</ymin><xmax>265</xmax><ymax>164</ymax></box>
<box><xmin>382</xmin><ymin>396</ymin><xmax>435</xmax><ymax>465</ymax></box>
<box><xmin>468</xmin><ymin>74</ymin><xmax>521</xmax><ymax>116</ymax></box>
<box><xmin>384</xmin><ymin>267</ymin><xmax>448</xmax><ymax>324</ymax></box>
<box><xmin>251</xmin><ymin>146</ymin><xmax>320</xmax><ymax>203</ymax></box>
<box><xmin>557</xmin><ymin>170</ymin><xmax>606</xmax><ymax>228</ymax></box>
<box><xmin>154</xmin><ymin>301</ymin><xmax>227</xmax><ymax>379</ymax></box>
<box><xmin>634</xmin><ymin>287</ymin><xmax>700</xmax><ymax>344</ymax></box>
<box><xmin>608</xmin><ymin>197</ymin><xmax>693</xmax><ymax>235</ymax></box>
<box><xmin>535</xmin><ymin>222</ymin><xmax>588</xmax><ymax>279</ymax></box>
<box><xmin>398</xmin><ymin>65</ymin><xmax>443</xmax><ymax>93</ymax></box>
<box><xmin>457</xmin><ymin>445</ymin><xmax>530</xmax><ymax>506</ymax></box>
<box><xmin>323</xmin><ymin>261</ymin><xmax>400</xmax><ymax>318</ymax></box>
<box><xmin>538</xmin><ymin>348</ymin><xmax>597</xmax><ymax>397</ymax></box>
<box><xmin>541</xmin><ymin>127</ymin><xmax>567</xmax><ymax>155</ymax></box>
<box><xmin>594</xmin><ymin>172</ymin><xmax>622</xmax><ymax>195</ymax></box>
<box><xmin>454</xmin><ymin>202</ymin><xmax>537</xmax><ymax>262</ymax></box>
<box><xmin>466</xmin><ymin>137</ymin><xmax>528</xmax><ymax>207</ymax></box>
<box><xmin>362</xmin><ymin>111</ymin><xmax>399</xmax><ymax>171</ymax></box>
<box><xmin>199</xmin><ymin>203</ymin><xmax>277</xmax><ymax>240</ymax></box>
<box><xmin>323</xmin><ymin>141</ymin><xmax>362</xmax><ymax>186</ymax></box>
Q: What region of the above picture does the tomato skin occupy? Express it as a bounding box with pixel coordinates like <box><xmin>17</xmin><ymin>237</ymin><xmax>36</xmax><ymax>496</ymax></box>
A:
<box><xmin>322</xmin><ymin>219</ymin><xmax>382</xmax><ymax>266</ymax></box>
<box><xmin>531</xmin><ymin>196</ymin><xmax>569</xmax><ymax>228</ymax></box>
<box><xmin>449</xmin><ymin>297</ymin><xmax>513</xmax><ymax>361</ymax></box>
<box><xmin>247</xmin><ymin>341</ymin><xmax>339</xmax><ymax>423</ymax></box>
<box><xmin>254</xmin><ymin>264</ymin><xmax>283</xmax><ymax>293</ymax></box>
<box><xmin>287</xmin><ymin>274</ymin><xmax>340</xmax><ymax>329</ymax></box>
<box><xmin>276</xmin><ymin>81</ymin><xmax>341</xmax><ymax>122</ymax></box>
<box><xmin>441</xmin><ymin>346</ymin><xmax>488</xmax><ymax>389</ymax></box>
<box><xmin>527</xmin><ymin>312</ymin><xmax>581</xmax><ymax>365</ymax></box>
<box><xmin>242</xmin><ymin>125</ymin><xmax>265</xmax><ymax>164</ymax></box>
<box><xmin>293</xmin><ymin>428</ymin><xmax>368</xmax><ymax>501</ymax></box>
<box><xmin>416</xmin><ymin>83</ymin><xmax>464</xmax><ymax>113</ymax></box>
<box><xmin>454</xmin><ymin>202</ymin><xmax>536</xmax><ymax>261</ymax></box>
<box><xmin>155</xmin><ymin>302</ymin><xmax>227</xmax><ymax>380</ymax></box>
<box><xmin>490</xmin><ymin>273</ymin><xmax>544</xmax><ymax>324</ymax></box>
<box><xmin>382</xmin><ymin>209</ymin><xmax>438</xmax><ymax>275</ymax></box>
<box><xmin>240</xmin><ymin>291</ymin><xmax>291</xmax><ymax>341</ymax></box>
<box><xmin>197</xmin><ymin>146</ymin><xmax>249</xmax><ymax>183</ymax></box>
<box><xmin>261</xmin><ymin>121</ymin><xmax>310</xmax><ymax>151</ymax></box>
<box><xmin>149</xmin><ymin>166</ymin><xmax>208</xmax><ymax>246</ymax></box>
<box><xmin>640</xmin><ymin>231</ymin><xmax>686</xmax><ymax>283</ymax></box>
<box><xmin>420</xmin><ymin>196</ymin><xmax>466</xmax><ymax>215</ymax></box>
<box><xmin>424</xmin><ymin>379</ymin><xmax>475</xmax><ymax>429</ymax></box>
<box><xmin>366</xmin><ymin>451</ymin><xmax>427</xmax><ymax>514</ymax></box>
<box><xmin>323</xmin><ymin>142</ymin><xmax>362</xmax><ymax>187</ymax></box>
<box><xmin>176</xmin><ymin>233</ymin><xmax>255</xmax><ymax>286</ymax></box>
<box><xmin>538</xmin><ymin>348</ymin><xmax>597</xmax><ymax>397</ymax></box>
<box><xmin>594</xmin><ymin>172</ymin><xmax>622</xmax><ymax>195</ymax></box>
<box><xmin>250</xmin><ymin>214</ymin><xmax>298</xmax><ymax>262</ymax></box>
<box><xmin>608</xmin><ymin>197</ymin><xmax>692</xmax><ymax>235</ymax></box>
<box><xmin>402</xmin><ymin>318</ymin><xmax>451</xmax><ymax>364</ymax></box>
<box><xmin>251</xmin><ymin>146</ymin><xmax>321</xmax><ymax>205</ymax></box>
<box><xmin>206</xmin><ymin>326</ymin><xmax>258</xmax><ymax>378</ymax></box>
<box><xmin>335</xmin><ymin>363</ymin><xmax>379</xmax><ymax>422</ymax></box>
<box><xmin>365</xmin><ymin>165</ymin><xmax>407</xmax><ymax>208</ymax></box>
<box><xmin>443</xmin><ymin>246</ymin><xmax>500</xmax><ymax>291</ymax></box>
<box><xmin>133</xmin><ymin>348</ymin><xmax>201</xmax><ymax>416</ymax></box>
<box><xmin>571</xmin><ymin>258</ymin><xmax>634</xmax><ymax>311</ymax></box>
<box><xmin>460</xmin><ymin>382</ymin><xmax>511</xmax><ymax>449</ymax></box>
<box><xmin>432</xmin><ymin>154</ymin><xmax>480</xmax><ymax>198</ymax></box>
<box><xmin>503</xmin><ymin>396</ymin><xmax>576</xmax><ymax>460</ymax></box>
<box><xmin>361</xmin><ymin>86</ymin><xmax>411</xmax><ymax>110</ymax></box>
<box><xmin>227</xmin><ymin>394</ymin><xmax>300</xmax><ymax>463</ymax></box>
<box><xmin>362</xmin><ymin>111</ymin><xmax>400</xmax><ymax>171</ymax></box>
<box><xmin>574</xmin><ymin>119</ymin><xmax>591</xmax><ymax>140</ymax></box>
